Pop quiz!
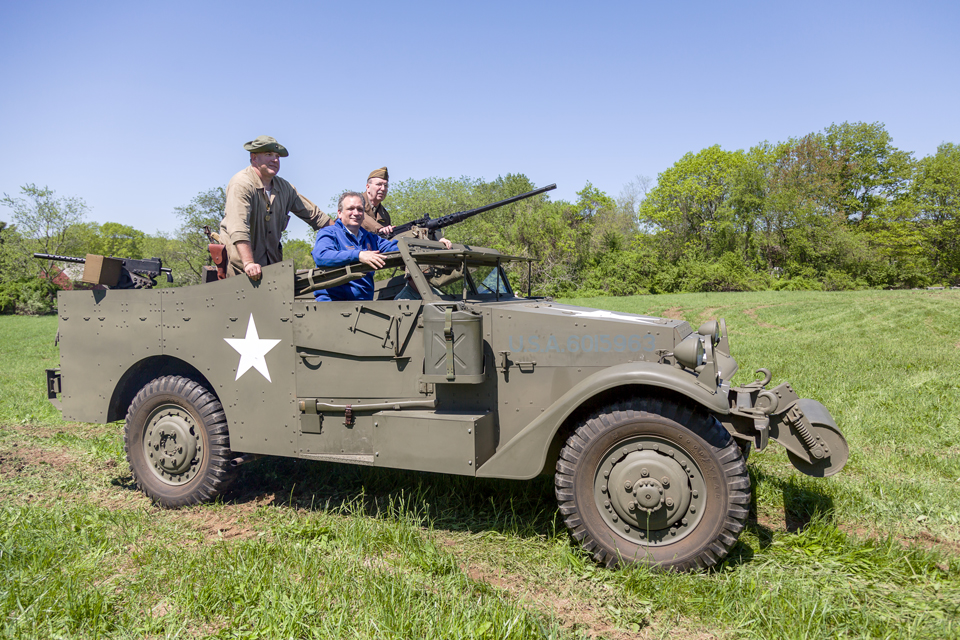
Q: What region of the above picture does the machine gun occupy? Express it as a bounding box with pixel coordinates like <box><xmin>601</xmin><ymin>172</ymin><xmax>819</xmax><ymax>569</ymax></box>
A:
<box><xmin>34</xmin><ymin>253</ymin><xmax>173</xmax><ymax>289</ymax></box>
<box><xmin>385</xmin><ymin>183</ymin><xmax>556</xmax><ymax>239</ymax></box>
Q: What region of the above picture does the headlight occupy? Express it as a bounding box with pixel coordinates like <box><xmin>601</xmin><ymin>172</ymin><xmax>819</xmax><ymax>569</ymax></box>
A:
<box><xmin>698</xmin><ymin>320</ymin><xmax>720</xmax><ymax>346</ymax></box>
<box><xmin>674</xmin><ymin>334</ymin><xmax>704</xmax><ymax>369</ymax></box>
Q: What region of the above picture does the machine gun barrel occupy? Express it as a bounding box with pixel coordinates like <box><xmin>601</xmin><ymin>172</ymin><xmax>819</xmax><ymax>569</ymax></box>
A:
<box><xmin>386</xmin><ymin>183</ymin><xmax>556</xmax><ymax>239</ymax></box>
<box><xmin>33</xmin><ymin>253</ymin><xmax>87</xmax><ymax>264</ymax></box>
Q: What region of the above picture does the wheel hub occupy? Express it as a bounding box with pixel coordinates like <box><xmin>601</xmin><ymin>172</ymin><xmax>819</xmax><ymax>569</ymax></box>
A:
<box><xmin>143</xmin><ymin>405</ymin><xmax>201</xmax><ymax>485</ymax></box>
<box><xmin>632</xmin><ymin>478</ymin><xmax>665</xmax><ymax>513</ymax></box>
<box><xmin>595</xmin><ymin>438</ymin><xmax>707</xmax><ymax>546</ymax></box>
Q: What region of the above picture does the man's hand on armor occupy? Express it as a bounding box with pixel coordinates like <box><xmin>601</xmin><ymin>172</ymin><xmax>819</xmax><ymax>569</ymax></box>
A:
<box><xmin>377</xmin><ymin>225</ymin><xmax>395</xmax><ymax>236</ymax></box>
<box><xmin>243</xmin><ymin>262</ymin><xmax>262</xmax><ymax>281</ymax></box>
<box><xmin>359</xmin><ymin>251</ymin><xmax>386</xmax><ymax>269</ymax></box>
<box><xmin>439</xmin><ymin>238</ymin><xmax>453</xmax><ymax>249</ymax></box>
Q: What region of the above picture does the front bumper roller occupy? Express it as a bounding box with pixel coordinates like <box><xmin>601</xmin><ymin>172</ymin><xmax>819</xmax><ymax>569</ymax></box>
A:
<box><xmin>721</xmin><ymin>369</ymin><xmax>848</xmax><ymax>477</ymax></box>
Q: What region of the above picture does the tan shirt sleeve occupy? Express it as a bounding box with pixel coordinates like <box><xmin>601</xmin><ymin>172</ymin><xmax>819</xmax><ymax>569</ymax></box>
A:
<box><xmin>222</xmin><ymin>171</ymin><xmax>256</xmax><ymax>244</ymax></box>
<box><xmin>288</xmin><ymin>190</ymin><xmax>332</xmax><ymax>231</ymax></box>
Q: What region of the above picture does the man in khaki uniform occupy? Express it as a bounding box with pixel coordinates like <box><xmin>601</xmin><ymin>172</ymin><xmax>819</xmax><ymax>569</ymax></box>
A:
<box><xmin>361</xmin><ymin>166</ymin><xmax>393</xmax><ymax>235</ymax></box>
<box><xmin>360</xmin><ymin>166</ymin><xmax>444</xmax><ymax>242</ymax></box>
<box><xmin>220</xmin><ymin>136</ymin><xmax>332</xmax><ymax>280</ymax></box>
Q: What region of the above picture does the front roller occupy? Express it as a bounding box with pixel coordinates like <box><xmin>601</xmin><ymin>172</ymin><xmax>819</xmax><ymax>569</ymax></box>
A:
<box><xmin>725</xmin><ymin>372</ymin><xmax>849</xmax><ymax>478</ymax></box>
<box><xmin>773</xmin><ymin>398</ymin><xmax>848</xmax><ymax>478</ymax></box>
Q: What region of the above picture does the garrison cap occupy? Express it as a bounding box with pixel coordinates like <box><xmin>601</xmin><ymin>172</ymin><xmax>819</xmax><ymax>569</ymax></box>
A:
<box><xmin>243</xmin><ymin>135</ymin><xmax>289</xmax><ymax>157</ymax></box>
<box><xmin>368</xmin><ymin>167</ymin><xmax>389</xmax><ymax>181</ymax></box>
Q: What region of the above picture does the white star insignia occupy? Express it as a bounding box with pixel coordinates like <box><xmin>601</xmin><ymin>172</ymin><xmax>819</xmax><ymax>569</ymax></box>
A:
<box><xmin>224</xmin><ymin>314</ymin><xmax>281</xmax><ymax>382</ymax></box>
<box><xmin>565</xmin><ymin>309</ymin><xmax>651</xmax><ymax>323</ymax></box>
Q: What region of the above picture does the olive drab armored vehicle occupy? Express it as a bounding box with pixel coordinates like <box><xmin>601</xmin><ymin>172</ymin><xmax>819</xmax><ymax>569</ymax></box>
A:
<box><xmin>45</xmin><ymin>238</ymin><xmax>848</xmax><ymax>571</ymax></box>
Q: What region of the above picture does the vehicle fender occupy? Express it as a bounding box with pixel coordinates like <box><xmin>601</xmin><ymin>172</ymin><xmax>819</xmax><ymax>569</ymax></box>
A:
<box><xmin>476</xmin><ymin>362</ymin><xmax>729</xmax><ymax>480</ymax></box>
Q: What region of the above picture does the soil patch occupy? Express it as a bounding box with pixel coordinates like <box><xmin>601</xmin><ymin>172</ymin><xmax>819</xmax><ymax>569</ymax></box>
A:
<box><xmin>697</xmin><ymin>307</ymin><xmax>725</xmax><ymax>323</ymax></box>
<box><xmin>0</xmin><ymin>443</ymin><xmax>78</xmax><ymax>477</ymax></box>
<box><xmin>662</xmin><ymin>307</ymin><xmax>686</xmax><ymax>321</ymax></box>
<box><xmin>439</xmin><ymin>537</ymin><xmax>713</xmax><ymax>639</ymax></box>
<box><xmin>463</xmin><ymin>563</ymin><xmax>639</xmax><ymax>639</ymax></box>
<box><xmin>7</xmin><ymin>423</ymin><xmax>114</xmax><ymax>439</ymax></box>
<box><xmin>173</xmin><ymin>495</ymin><xmax>275</xmax><ymax>543</ymax></box>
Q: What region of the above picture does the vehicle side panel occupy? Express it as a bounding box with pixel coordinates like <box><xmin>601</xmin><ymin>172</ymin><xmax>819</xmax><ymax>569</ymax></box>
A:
<box><xmin>477</xmin><ymin>361</ymin><xmax>730</xmax><ymax>480</ymax></box>
<box><xmin>160</xmin><ymin>262</ymin><xmax>299</xmax><ymax>457</ymax></box>
<box><xmin>292</xmin><ymin>298</ymin><xmax>430</xmax><ymax>459</ymax></box>
<box><xmin>57</xmin><ymin>289</ymin><xmax>162</xmax><ymax>422</ymax></box>
<box><xmin>488</xmin><ymin>303</ymin><xmax>691</xmax><ymax>446</ymax></box>
<box><xmin>292</xmin><ymin>299</ymin><xmax>424</xmax><ymax>399</ymax></box>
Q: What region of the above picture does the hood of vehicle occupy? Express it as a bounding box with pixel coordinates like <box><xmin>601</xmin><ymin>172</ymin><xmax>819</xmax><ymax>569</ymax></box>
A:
<box><xmin>491</xmin><ymin>301</ymin><xmax>694</xmax><ymax>336</ymax></box>
<box><xmin>482</xmin><ymin>301</ymin><xmax>697</xmax><ymax>367</ymax></box>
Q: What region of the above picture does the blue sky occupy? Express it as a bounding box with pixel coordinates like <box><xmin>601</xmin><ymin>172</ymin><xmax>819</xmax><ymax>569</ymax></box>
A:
<box><xmin>1</xmin><ymin>0</ymin><xmax>957</xmax><ymax>239</ymax></box>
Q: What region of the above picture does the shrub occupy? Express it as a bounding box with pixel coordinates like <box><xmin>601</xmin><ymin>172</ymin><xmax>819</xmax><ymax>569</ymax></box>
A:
<box><xmin>0</xmin><ymin>283</ymin><xmax>17</xmax><ymax>314</ymax></box>
<box><xmin>823</xmin><ymin>269</ymin><xmax>858</xmax><ymax>291</ymax></box>
<box><xmin>676</xmin><ymin>253</ymin><xmax>767</xmax><ymax>293</ymax></box>
<box><xmin>0</xmin><ymin>278</ymin><xmax>61</xmax><ymax>315</ymax></box>
<box><xmin>773</xmin><ymin>276</ymin><xmax>823</xmax><ymax>291</ymax></box>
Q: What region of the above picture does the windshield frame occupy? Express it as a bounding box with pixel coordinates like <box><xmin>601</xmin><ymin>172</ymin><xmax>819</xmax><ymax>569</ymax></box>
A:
<box><xmin>398</xmin><ymin>239</ymin><xmax>529</xmax><ymax>302</ymax></box>
<box><xmin>293</xmin><ymin>237</ymin><xmax>533</xmax><ymax>301</ymax></box>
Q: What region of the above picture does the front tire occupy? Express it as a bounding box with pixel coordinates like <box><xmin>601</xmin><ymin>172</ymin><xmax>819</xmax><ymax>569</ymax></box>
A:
<box><xmin>555</xmin><ymin>398</ymin><xmax>750</xmax><ymax>571</ymax></box>
<box><xmin>124</xmin><ymin>376</ymin><xmax>237</xmax><ymax>507</ymax></box>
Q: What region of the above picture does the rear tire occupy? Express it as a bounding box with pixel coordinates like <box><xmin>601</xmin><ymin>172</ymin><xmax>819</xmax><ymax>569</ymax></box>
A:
<box><xmin>555</xmin><ymin>397</ymin><xmax>750</xmax><ymax>571</ymax></box>
<box><xmin>124</xmin><ymin>376</ymin><xmax>237</xmax><ymax>507</ymax></box>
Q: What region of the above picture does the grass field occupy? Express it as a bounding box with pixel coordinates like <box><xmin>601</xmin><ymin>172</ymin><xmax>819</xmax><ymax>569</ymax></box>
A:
<box><xmin>1</xmin><ymin>289</ymin><xmax>959</xmax><ymax>639</ymax></box>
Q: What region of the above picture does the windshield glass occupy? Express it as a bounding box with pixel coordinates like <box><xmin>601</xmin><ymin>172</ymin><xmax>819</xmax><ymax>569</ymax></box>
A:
<box><xmin>433</xmin><ymin>262</ymin><xmax>514</xmax><ymax>298</ymax></box>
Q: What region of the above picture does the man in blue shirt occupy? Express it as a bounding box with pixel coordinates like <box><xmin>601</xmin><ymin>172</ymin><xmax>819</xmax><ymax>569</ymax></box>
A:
<box><xmin>311</xmin><ymin>191</ymin><xmax>400</xmax><ymax>301</ymax></box>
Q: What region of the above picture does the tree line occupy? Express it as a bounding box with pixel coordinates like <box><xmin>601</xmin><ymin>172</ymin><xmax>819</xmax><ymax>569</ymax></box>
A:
<box><xmin>1</xmin><ymin>121</ymin><xmax>957</xmax><ymax>313</ymax></box>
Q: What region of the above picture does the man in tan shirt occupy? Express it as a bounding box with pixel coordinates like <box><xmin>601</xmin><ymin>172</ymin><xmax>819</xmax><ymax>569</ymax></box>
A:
<box><xmin>220</xmin><ymin>136</ymin><xmax>332</xmax><ymax>280</ymax></box>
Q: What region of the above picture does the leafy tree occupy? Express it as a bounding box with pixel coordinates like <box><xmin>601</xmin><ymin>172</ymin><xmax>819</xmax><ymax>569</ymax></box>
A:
<box><xmin>0</xmin><ymin>222</ymin><xmax>30</xmax><ymax>284</ymax></box>
<box><xmin>575</xmin><ymin>181</ymin><xmax>616</xmax><ymax>217</ymax></box>
<box><xmin>823</xmin><ymin>121</ymin><xmax>914</xmax><ymax>225</ymax></box>
<box><xmin>639</xmin><ymin>146</ymin><xmax>747</xmax><ymax>261</ymax></box>
<box><xmin>163</xmin><ymin>187</ymin><xmax>226</xmax><ymax>284</ymax></box>
<box><xmin>1</xmin><ymin>184</ymin><xmax>88</xmax><ymax>278</ymax></box>
<box><xmin>91</xmin><ymin>222</ymin><xmax>145</xmax><ymax>258</ymax></box>
<box><xmin>283</xmin><ymin>239</ymin><xmax>316</xmax><ymax>270</ymax></box>
<box><xmin>755</xmin><ymin>136</ymin><xmax>850</xmax><ymax>274</ymax></box>
<box><xmin>909</xmin><ymin>142</ymin><xmax>960</xmax><ymax>284</ymax></box>
<box><xmin>57</xmin><ymin>221</ymin><xmax>146</xmax><ymax>259</ymax></box>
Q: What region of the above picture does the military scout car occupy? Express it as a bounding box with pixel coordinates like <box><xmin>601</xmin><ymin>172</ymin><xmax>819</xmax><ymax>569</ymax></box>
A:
<box><xmin>46</xmin><ymin>238</ymin><xmax>848</xmax><ymax>571</ymax></box>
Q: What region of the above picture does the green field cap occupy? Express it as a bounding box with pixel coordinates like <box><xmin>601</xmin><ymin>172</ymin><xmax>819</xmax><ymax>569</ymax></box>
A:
<box><xmin>243</xmin><ymin>136</ymin><xmax>289</xmax><ymax>157</ymax></box>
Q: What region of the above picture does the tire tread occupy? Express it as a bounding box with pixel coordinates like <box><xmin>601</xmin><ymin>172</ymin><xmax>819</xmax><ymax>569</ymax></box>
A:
<box><xmin>554</xmin><ymin>396</ymin><xmax>751</xmax><ymax>572</ymax></box>
<box><xmin>124</xmin><ymin>375</ymin><xmax>238</xmax><ymax>508</ymax></box>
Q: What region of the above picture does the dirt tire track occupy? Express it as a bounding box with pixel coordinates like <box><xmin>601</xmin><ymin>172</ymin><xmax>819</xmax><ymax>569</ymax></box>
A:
<box><xmin>743</xmin><ymin>305</ymin><xmax>792</xmax><ymax>330</ymax></box>
<box><xmin>460</xmin><ymin>562</ymin><xmax>705</xmax><ymax>639</ymax></box>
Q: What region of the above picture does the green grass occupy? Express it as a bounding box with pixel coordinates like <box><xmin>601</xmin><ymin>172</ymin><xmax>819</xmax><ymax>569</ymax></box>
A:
<box><xmin>0</xmin><ymin>315</ymin><xmax>64</xmax><ymax>426</ymax></box>
<box><xmin>1</xmin><ymin>290</ymin><xmax>959</xmax><ymax>639</ymax></box>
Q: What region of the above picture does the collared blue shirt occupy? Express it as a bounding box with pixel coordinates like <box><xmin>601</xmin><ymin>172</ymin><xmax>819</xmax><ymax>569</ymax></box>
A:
<box><xmin>311</xmin><ymin>219</ymin><xmax>398</xmax><ymax>301</ymax></box>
